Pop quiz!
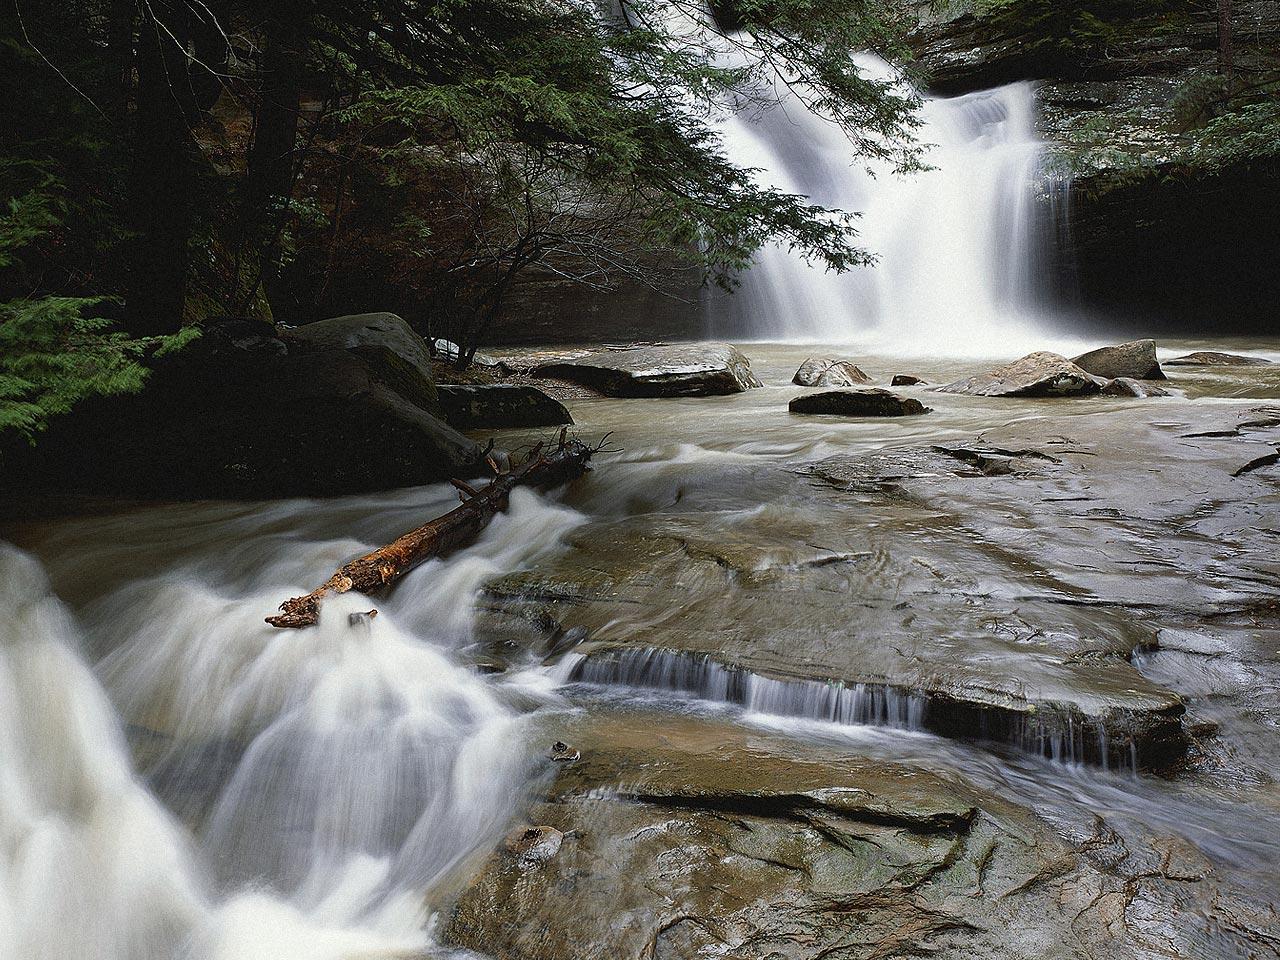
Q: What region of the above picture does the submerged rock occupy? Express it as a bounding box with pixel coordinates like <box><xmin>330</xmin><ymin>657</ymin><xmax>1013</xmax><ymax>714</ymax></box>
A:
<box><xmin>1101</xmin><ymin>377</ymin><xmax>1171</xmax><ymax>398</ymax></box>
<box><xmin>792</xmin><ymin>357</ymin><xmax>873</xmax><ymax>387</ymax></box>
<box><xmin>938</xmin><ymin>352</ymin><xmax>1104</xmax><ymax>397</ymax></box>
<box><xmin>501</xmin><ymin>825</ymin><xmax>563</xmax><ymax>865</ymax></box>
<box><xmin>445</xmin><ymin>712</ymin><xmax>1229</xmax><ymax>960</ymax></box>
<box><xmin>1165</xmin><ymin>351</ymin><xmax>1273</xmax><ymax>367</ymax></box>
<box><xmin>789</xmin><ymin>388</ymin><xmax>928</xmax><ymax>417</ymax></box>
<box><xmin>1072</xmin><ymin>339</ymin><xmax>1165</xmax><ymax>380</ymax></box>
<box><xmin>891</xmin><ymin>374</ymin><xmax>926</xmax><ymax>386</ymax></box>
<box><xmin>437</xmin><ymin>384</ymin><xmax>572</xmax><ymax>430</ymax></box>
<box><xmin>532</xmin><ymin>343</ymin><xmax>761</xmax><ymax>397</ymax></box>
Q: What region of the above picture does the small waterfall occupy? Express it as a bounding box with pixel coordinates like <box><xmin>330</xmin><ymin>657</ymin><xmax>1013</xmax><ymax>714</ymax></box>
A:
<box><xmin>563</xmin><ymin>646</ymin><xmax>1138</xmax><ymax>771</ymax></box>
<box><xmin>706</xmin><ymin>55</ymin><xmax>1069</xmax><ymax>353</ymax></box>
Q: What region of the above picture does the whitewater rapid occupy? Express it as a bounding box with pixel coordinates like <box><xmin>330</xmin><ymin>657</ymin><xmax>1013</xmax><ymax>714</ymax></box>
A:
<box><xmin>0</xmin><ymin>489</ymin><xmax>585</xmax><ymax>960</ymax></box>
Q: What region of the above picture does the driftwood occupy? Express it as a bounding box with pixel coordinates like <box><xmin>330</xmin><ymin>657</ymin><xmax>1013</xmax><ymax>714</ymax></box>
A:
<box><xmin>267</xmin><ymin>431</ymin><xmax>594</xmax><ymax>628</ymax></box>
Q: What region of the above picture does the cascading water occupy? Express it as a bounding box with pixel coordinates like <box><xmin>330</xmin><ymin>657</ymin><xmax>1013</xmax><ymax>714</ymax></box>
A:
<box><xmin>706</xmin><ymin>54</ymin><xmax>1069</xmax><ymax>353</ymax></box>
<box><xmin>0</xmin><ymin>488</ymin><xmax>585</xmax><ymax>960</ymax></box>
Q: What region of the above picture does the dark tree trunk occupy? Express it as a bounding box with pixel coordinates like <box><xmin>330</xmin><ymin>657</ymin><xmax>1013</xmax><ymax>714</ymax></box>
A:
<box><xmin>107</xmin><ymin>0</ymin><xmax>136</xmax><ymax>122</ymax></box>
<box><xmin>126</xmin><ymin>0</ymin><xmax>199</xmax><ymax>336</ymax></box>
<box><xmin>245</xmin><ymin>4</ymin><xmax>305</xmax><ymax>314</ymax></box>
<box><xmin>1217</xmin><ymin>0</ymin><xmax>1234</xmax><ymax>83</ymax></box>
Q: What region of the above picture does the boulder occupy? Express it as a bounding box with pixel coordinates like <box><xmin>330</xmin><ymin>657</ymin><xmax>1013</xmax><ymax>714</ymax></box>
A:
<box><xmin>1165</xmin><ymin>351</ymin><xmax>1273</xmax><ymax>367</ymax></box>
<box><xmin>281</xmin><ymin>312</ymin><xmax>441</xmax><ymax>410</ymax></box>
<box><xmin>937</xmin><ymin>352</ymin><xmax>1104</xmax><ymax>398</ymax></box>
<box><xmin>8</xmin><ymin>315</ymin><xmax>484</xmax><ymax>499</ymax></box>
<box><xmin>532</xmin><ymin>343</ymin><xmax>761</xmax><ymax>397</ymax></box>
<box><xmin>437</xmin><ymin>384</ymin><xmax>572</xmax><ymax>430</ymax></box>
<box><xmin>1100</xmin><ymin>377</ymin><xmax>1171</xmax><ymax>398</ymax></box>
<box><xmin>1071</xmin><ymin>339</ymin><xmax>1165</xmax><ymax>380</ymax></box>
<box><xmin>891</xmin><ymin>374</ymin><xmax>926</xmax><ymax>386</ymax></box>
<box><xmin>792</xmin><ymin>356</ymin><xmax>873</xmax><ymax>387</ymax></box>
<box><xmin>789</xmin><ymin>388</ymin><xmax>928</xmax><ymax>417</ymax></box>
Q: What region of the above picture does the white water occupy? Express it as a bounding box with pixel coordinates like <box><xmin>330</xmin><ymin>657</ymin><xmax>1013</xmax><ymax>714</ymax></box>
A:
<box><xmin>707</xmin><ymin>54</ymin><xmax>1070</xmax><ymax>354</ymax></box>
<box><xmin>0</xmin><ymin>488</ymin><xmax>585</xmax><ymax>960</ymax></box>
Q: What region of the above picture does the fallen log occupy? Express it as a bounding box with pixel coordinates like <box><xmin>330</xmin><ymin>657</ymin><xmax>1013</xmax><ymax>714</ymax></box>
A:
<box><xmin>267</xmin><ymin>432</ymin><xmax>594</xmax><ymax>628</ymax></box>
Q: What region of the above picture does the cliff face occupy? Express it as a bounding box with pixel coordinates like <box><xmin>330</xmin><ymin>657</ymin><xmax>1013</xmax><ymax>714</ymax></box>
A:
<box><xmin>911</xmin><ymin>0</ymin><xmax>1280</xmax><ymax>333</ymax></box>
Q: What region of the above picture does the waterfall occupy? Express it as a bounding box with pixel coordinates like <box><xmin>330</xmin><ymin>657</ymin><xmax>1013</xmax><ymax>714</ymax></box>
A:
<box><xmin>706</xmin><ymin>54</ymin><xmax>1069</xmax><ymax>353</ymax></box>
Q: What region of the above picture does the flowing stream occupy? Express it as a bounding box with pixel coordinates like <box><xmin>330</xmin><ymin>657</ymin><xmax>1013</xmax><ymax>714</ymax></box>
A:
<box><xmin>1</xmin><ymin>490</ymin><xmax>584</xmax><ymax>959</ymax></box>
<box><xmin>5</xmin><ymin>345</ymin><xmax>1280</xmax><ymax>957</ymax></box>
<box><xmin>2</xmin><ymin>16</ymin><xmax>1278</xmax><ymax>947</ymax></box>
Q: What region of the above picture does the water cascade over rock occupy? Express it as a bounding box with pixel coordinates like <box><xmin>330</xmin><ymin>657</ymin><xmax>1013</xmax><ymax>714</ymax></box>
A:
<box><xmin>706</xmin><ymin>55</ymin><xmax>1066</xmax><ymax>352</ymax></box>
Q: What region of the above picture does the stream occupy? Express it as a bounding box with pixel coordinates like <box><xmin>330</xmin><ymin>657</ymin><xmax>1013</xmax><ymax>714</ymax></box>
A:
<box><xmin>3</xmin><ymin>341</ymin><xmax>1279</xmax><ymax>958</ymax></box>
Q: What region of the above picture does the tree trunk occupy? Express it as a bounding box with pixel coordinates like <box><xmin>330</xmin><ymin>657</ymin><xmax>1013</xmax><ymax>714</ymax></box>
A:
<box><xmin>267</xmin><ymin>435</ymin><xmax>593</xmax><ymax>629</ymax></box>
<box><xmin>1218</xmin><ymin>0</ymin><xmax>1234</xmax><ymax>84</ymax></box>
<box><xmin>107</xmin><ymin>0</ymin><xmax>136</xmax><ymax>123</ymax></box>
<box><xmin>126</xmin><ymin>0</ymin><xmax>198</xmax><ymax>336</ymax></box>
<box><xmin>245</xmin><ymin>4</ymin><xmax>305</xmax><ymax>314</ymax></box>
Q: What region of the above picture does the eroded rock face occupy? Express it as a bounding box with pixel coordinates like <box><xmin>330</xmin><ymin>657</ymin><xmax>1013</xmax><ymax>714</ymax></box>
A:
<box><xmin>792</xmin><ymin>357</ymin><xmax>873</xmax><ymax>387</ymax></box>
<box><xmin>789</xmin><ymin>389</ymin><xmax>928</xmax><ymax>417</ymax></box>
<box><xmin>531</xmin><ymin>343</ymin><xmax>762</xmax><ymax>397</ymax></box>
<box><xmin>437</xmin><ymin>384</ymin><xmax>572</xmax><ymax>430</ymax></box>
<box><xmin>444</xmin><ymin>712</ymin><xmax>1260</xmax><ymax>960</ymax></box>
<box><xmin>1166</xmin><ymin>351</ymin><xmax>1274</xmax><ymax>367</ymax></box>
<box><xmin>1072</xmin><ymin>340</ymin><xmax>1165</xmax><ymax>380</ymax></box>
<box><xmin>938</xmin><ymin>352</ymin><xmax>1104</xmax><ymax>397</ymax></box>
<box><xmin>1101</xmin><ymin>377</ymin><xmax>1172</xmax><ymax>398</ymax></box>
<box><xmin>908</xmin><ymin>2</ymin><xmax>1280</xmax><ymax>335</ymax></box>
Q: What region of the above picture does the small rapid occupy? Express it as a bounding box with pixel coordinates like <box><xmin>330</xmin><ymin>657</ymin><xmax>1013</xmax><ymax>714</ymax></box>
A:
<box><xmin>0</xmin><ymin>488</ymin><xmax>586</xmax><ymax>959</ymax></box>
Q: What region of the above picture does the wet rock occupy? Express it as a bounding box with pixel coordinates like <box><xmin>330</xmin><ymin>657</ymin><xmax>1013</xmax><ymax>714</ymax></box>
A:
<box><xmin>891</xmin><ymin>374</ymin><xmax>926</xmax><ymax>386</ymax></box>
<box><xmin>788</xmin><ymin>388</ymin><xmax>928</xmax><ymax>417</ymax></box>
<box><xmin>791</xmin><ymin>356</ymin><xmax>873</xmax><ymax>387</ymax></box>
<box><xmin>1100</xmin><ymin>377</ymin><xmax>1171</xmax><ymax>398</ymax></box>
<box><xmin>445</xmin><ymin>712</ymin><xmax>1164</xmax><ymax>960</ymax></box>
<box><xmin>480</xmin><ymin>405</ymin><xmax>1280</xmax><ymax>770</ymax></box>
<box><xmin>937</xmin><ymin>352</ymin><xmax>1104</xmax><ymax>398</ymax></box>
<box><xmin>502</xmin><ymin>824</ymin><xmax>563</xmax><ymax>864</ymax></box>
<box><xmin>531</xmin><ymin>343</ymin><xmax>761</xmax><ymax>397</ymax></box>
<box><xmin>1072</xmin><ymin>339</ymin><xmax>1165</xmax><ymax>380</ymax></box>
<box><xmin>5</xmin><ymin>313</ymin><xmax>485</xmax><ymax>498</ymax></box>
<box><xmin>1165</xmin><ymin>351</ymin><xmax>1273</xmax><ymax>367</ymax></box>
<box><xmin>480</xmin><ymin>494</ymin><xmax>1188</xmax><ymax>768</ymax></box>
<box><xmin>436</xmin><ymin>384</ymin><xmax>572</xmax><ymax>430</ymax></box>
<box><xmin>550</xmin><ymin>741</ymin><xmax>580</xmax><ymax>762</ymax></box>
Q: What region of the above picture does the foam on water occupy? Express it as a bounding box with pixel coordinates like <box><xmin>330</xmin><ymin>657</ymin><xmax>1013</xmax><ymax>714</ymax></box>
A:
<box><xmin>0</xmin><ymin>485</ymin><xmax>588</xmax><ymax>959</ymax></box>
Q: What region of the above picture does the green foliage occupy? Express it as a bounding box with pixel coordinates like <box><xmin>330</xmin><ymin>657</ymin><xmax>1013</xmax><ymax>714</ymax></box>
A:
<box><xmin>0</xmin><ymin>178</ymin><xmax>197</xmax><ymax>442</ymax></box>
<box><xmin>302</xmin><ymin>0</ymin><xmax>924</xmax><ymax>356</ymax></box>
<box><xmin>1188</xmin><ymin>98</ymin><xmax>1280</xmax><ymax>169</ymax></box>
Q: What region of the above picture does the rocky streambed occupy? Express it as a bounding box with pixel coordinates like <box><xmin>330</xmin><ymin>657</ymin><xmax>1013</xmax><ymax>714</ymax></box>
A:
<box><xmin>450</xmin><ymin>339</ymin><xmax>1280</xmax><ymax>958</ymax></box>
<box><xmin>5</xmin><ymin>339</ymin><xmax>1279</xmax><ymax>959</ymax></box>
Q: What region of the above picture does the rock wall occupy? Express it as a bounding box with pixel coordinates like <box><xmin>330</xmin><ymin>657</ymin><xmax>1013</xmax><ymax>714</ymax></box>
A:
<box><xmin>911</xmin><ymin>0</ymin><xmax>1280</xmax><ymax>334</ymax></box>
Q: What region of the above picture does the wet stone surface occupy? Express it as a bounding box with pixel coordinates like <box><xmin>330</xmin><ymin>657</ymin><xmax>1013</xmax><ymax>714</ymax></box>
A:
<box><xmin>479</xmin><ymin>402</ymin><xmax>1280</xmax><ymax>769</ymax></box>
<box><xmin>444</xmin><ymin>710</ymin><xmax>1280</xmax><ymax>960</ymax></box>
